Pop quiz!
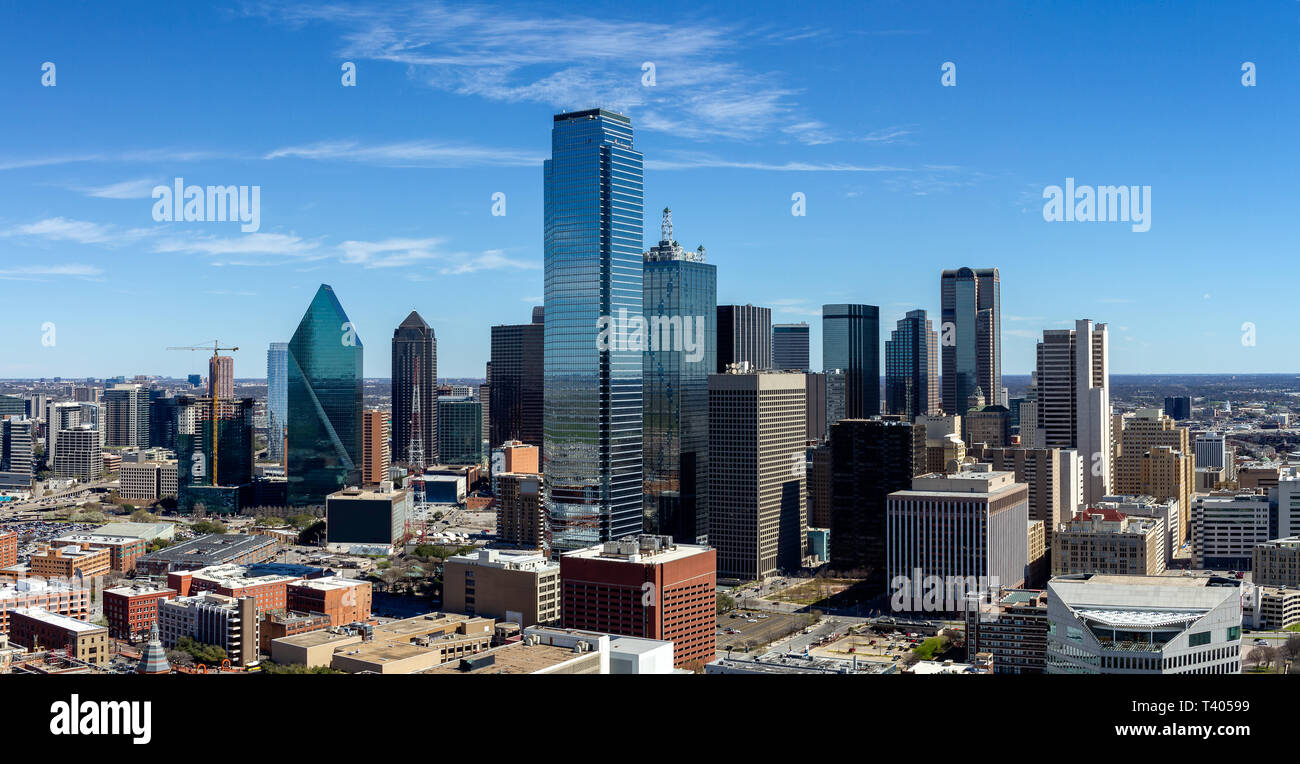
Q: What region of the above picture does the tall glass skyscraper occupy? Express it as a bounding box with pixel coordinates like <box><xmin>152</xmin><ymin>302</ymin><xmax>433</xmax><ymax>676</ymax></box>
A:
<box><xmin>643</xmin><ymin>207</ymin><xmax>716</xmax><ymax>544</ymax></box>
<box><xmin>391</xmin><ymin>311</ymin><xmax>437</xmax><ymax>469</ymax></box>
<box><xmin>266</xmin><ymin>342</ymin><xmax>288</xmax><ymax>464</ymax></box>
<box><xmin>822</xmin><ymin>304</ymin><xmax>880</xmax><ymax>419</ymax></box>
<box><xmin>885</xmin><ymin>309</ymin><xmax>939</xmax><ymax>418</ymax></box>
<box><xmin>287</xmin><ymin>284</ymin><xmax>363</xmax><ymax>507</ymax></box>
<box><xmin>941</xmin><ymin>267</ymin><xmax>1002</xmax><ymax>413</ymax></box>
<box><xmin>543</xmin><ymin>108</ymin><xmax>644</xmax><ymax>553</ymax></box>
<box><xmin>773</xmin><ymin>323</ymin><xmax>810</xmax><ymax>371</ymax></box>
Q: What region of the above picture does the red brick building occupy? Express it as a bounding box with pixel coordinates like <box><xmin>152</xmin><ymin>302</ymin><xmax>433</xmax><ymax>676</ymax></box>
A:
<box><xmin>260</xmin><ymin>610</ymin><xmax>331</xmax><ymax>652</ymax></box>
<box><xmin>167</xmin><ymin>565</ymin><xmax>297</xmax><ymax>615</ymax></box>
<box><xmin>0</xmin><ymin>531</ymin><xmax>16</xmax><ymax>568</ymax></box>
<box><xmin>103</xmin><ymin>583</ymin><xmax>177</xmax><ymax>642</ymax></box>
<box><xmin>286</xmin><ymin>577</ymin><xmax>372</xmax><ymax>626</ymax></box>
<box><xmin>52</xmin><ymin>534</ymin><xmax>146</xmax><ymax>573</ymax></box>
<box><xmin>560</xmin><ymin>535</ymin><xmax>716</xmax><ymax>670</ymax></box>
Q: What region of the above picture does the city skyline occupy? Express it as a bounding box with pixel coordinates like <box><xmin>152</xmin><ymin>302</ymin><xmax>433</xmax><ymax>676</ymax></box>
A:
<box><xmin>3</xmin><ymin>2</ymin><xmax>1297</xmax><ymax>379</ymax></box>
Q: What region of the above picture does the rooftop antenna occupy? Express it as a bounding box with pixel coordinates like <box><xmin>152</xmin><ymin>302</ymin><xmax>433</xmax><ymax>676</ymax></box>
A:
<box><xmin>661</xmin><ymin>206</ymin><xmax>673</xmax><ymax>244</ymax></box>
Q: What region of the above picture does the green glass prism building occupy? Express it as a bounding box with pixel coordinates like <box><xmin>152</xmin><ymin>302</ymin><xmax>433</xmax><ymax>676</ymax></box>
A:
<box><xmin>543</xmin><ymin>109</ymin><xmax>644</xmax><ymax>553</ymax></box>
<box><xmin>643</xmin><ymin>207</ymin><xmax>715</xmax><ymax>544</ymax></box>
<box><xmin>287</xmin><ymin>284</ymin><xmax>363</xmax><ymax>507</ymax></box>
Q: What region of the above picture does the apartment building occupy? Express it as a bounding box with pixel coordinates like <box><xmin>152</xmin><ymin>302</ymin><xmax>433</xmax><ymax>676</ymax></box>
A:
<box><xmin>1051</xmin><ymin>509</ymin><xmax>1165</xmax><ymax>576</ymax></box>
<box><xmin>443</xmin><ymin>548</ymin><xmax>560</xmax><ymax>627</ymax></box>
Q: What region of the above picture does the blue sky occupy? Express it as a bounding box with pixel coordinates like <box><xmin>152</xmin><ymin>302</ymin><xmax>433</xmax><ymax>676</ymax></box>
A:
<box><xmin>1</xmin><ymin>1</ymin><xmax>1297</xmax><ymax>379</ymax></box>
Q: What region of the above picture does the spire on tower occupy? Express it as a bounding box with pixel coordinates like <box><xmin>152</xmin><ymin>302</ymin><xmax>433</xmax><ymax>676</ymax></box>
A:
<box><xmin>661</xmin><ymin>206</ymin><xmax>673</xmax><ymax>244</ymax></box>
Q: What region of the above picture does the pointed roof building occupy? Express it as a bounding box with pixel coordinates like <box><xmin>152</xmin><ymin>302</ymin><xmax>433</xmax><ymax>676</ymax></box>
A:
<box><xmin>136</xmin><ymin>622</ymin><xmax>171</xmax><ymax>674</ymax></box>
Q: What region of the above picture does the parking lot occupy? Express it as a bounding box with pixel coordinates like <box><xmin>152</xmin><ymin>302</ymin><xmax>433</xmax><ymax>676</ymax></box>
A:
<box><xmin>716</xmin><ymin>609</ymin><xmax>804</xmax><ymax>652</ymax></box>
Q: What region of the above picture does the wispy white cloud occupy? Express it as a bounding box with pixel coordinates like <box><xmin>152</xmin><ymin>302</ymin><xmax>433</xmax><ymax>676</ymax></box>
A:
<box><xmin>0</xmin><ymin>149</ymin><xmax>234</xmax><ymax>172</ymax></box>
<box><xmin>74</xmin><ymin>178</ymin><xmax>160</xmax><ymax>199</ymax></box>
<box><xmin>0</xmin><ymin>263</ymin><xmax>104</xmax><ymax>281</ymax></box>
<box><xmin>152</xmin><ymin>232</ymin><xmax>324</xmax><ymax>266</ymax></box>
<box><xmin>647</xmin><ymin>152</ymin><xmax>915</xmax><ymax>172</ymax></box>
<box><xmin>1</xmin><ymin>217</ymin><xmax>152</xmax><ymax>246</ymax></box>
<box><xmin>339</xmin><ymin>237</ymin><xmax>442</xmax><ymax>268</ymax></box>
<box><xmin>266</xmin><ymin>140</ymin><xmax>542</xmax><ymax>168</ymax></box>
<box><xmin>257</xmin><ymin>2</ymin><xmax>833</xmax><ymax>142</ymax></box>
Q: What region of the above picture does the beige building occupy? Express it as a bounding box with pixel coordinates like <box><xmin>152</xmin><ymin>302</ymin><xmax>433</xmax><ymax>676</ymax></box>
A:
<box><xmin>495</xmin><ymin>473</ymin><xmax>547</xmax><ymax>550</ymax></box>
<box><xmin>971</xmin><ymin>445</ymin><xmax>1063</xmax><ymax>547</ymax></box>
<box><xmin>327</xmin><ymin>613</ymin><xmax>495</xmax><ymax>674</ymax></box>
<box><xmin>1113</xmin><ymin>409</ymin><xmax>1193</xmax><ymax>545</ymax></box>
<box><xmin>443</xmin><ymin>549</ymin><xmax>559</xmax><ymax>627</ymax></box>
<box><xmin>1254</xmin><ymin>537</ymin><xmax>1300</xmax><ymax>588</ymax></box>
<box><xmin>1052</xmin><ymin>509</ymin><xmax>1164</xmax><ymax>576</ymax></box>
<box><xmin>119</xmin><ymin>460</ymin><xmax>179</xmax><ymax>501</ymax></box>
<box><xmin>362</xmin><ymin>409</ymin><xmax>391</xmax><ymax>486</ymax></box>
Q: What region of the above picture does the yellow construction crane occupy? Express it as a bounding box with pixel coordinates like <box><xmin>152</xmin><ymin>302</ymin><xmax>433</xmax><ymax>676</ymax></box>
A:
<box><xmin>166</xmin><ymin>340</ymin><xmax>239</xmax><ymax>486</ymax></box>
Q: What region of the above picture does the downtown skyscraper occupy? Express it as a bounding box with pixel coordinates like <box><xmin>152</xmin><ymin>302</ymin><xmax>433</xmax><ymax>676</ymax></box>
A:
<box><xmin>287</xmin><ymin>284</ymin><xmax>363</xmax><ymax>507</ymax></box>
<box><xmin>391</xmin><ymin>311</ymin><xmax>437</xmax><ymax>470</ymax></box>
<box><xmin>1037</xmin><ymin>319</ymin><xmax>1111</xmax><ymax>505</ymax></box>
<box><xmin>266</xmin><ymin>342</ymin><xmax>287</xmax><ymax>464</ymax></box>
<box><xmin>490</xmin><ymin>309</ymin><xmax>544</xmax><ymax>453</ymax></box>
<box><xmin>773</xmin><ymin>323</ymin><xmax>810</xmax><ymax>371</ymax></box>
<box><xmin>884</xmin><ymin>309</ymin><xmax>940</xmax><ymax>419</ymax></box>
<box><xmin>543</xmin><ymin>108</ymin><xmax>644</xmax><ymax>553</ymax></box>
<box><xmin>941</xmin><ymin>267</ymin><xmax>1002</xmax><ymax>412</ymax></box>
<box><xmin>717</xmin><ymin>305</ymin><xmax>772</xmax><ymax>372</ymax></box>
<box><xmin>643</xmin><ymin>207</ymin><xmax>716</xmax><ymax>544</ymax></box>
<box><xmin>822</xmin><ymin>304</ymin><xmax>880</xmax><ymax>419</ymax></box>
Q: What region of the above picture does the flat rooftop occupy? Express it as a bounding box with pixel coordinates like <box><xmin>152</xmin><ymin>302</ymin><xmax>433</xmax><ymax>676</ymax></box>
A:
<box><xmin>91</xmin><ymin>522</ymin><xmax>174</xmax><ymax>540</ymax></box>
<box><xmin>421</xmin><ymin>642</ymin><xmax>584</xmax><ymax>675</ymax></box>
<box><xmin>11</xmin><ymin>607</ymin><xmax>104</xmax><ymax>633</ymax></box>
<box><xmin>140</xmin><ymin>534</ymin><xmax>273</xmax><ymax>564</ymax></box>
<box><xmin>564</xmin><ymin>539</ymin><xmax>711</xmax><ymax>565</ymax></box>
<box><xmin>290</xmin><ymin>576</ymin><xmax>369</xmax><ymax>592</ymax></box>
<box><xmin>276</xmin><ymin>630</ymin><xmax>359</xmax><ymax>649</ymax></box>
<box><xmin>328</xmin><ymin>487</ymin><xmax>407</xmax><ymax>502</ymax></box>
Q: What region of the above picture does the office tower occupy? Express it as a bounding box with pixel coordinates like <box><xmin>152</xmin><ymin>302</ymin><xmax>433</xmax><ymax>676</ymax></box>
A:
<box><xmin>176</xmin><ymin>398</ymin><xmax>255</xmax><ymax>514</ymax></box>
<box><xmin>643</xmin><ymin>207</ymin><xmax>716</xmax><ymax>544</ymax></box>
<box><xmin>808</xmin><ymin>442</ymin><xmax>832</xmax><ymax>528</ymax></box>
<box><xmin>1</xmin><ymin>418</ymin><xmax>34</xmax><ymax>477</ymax></box>
<box><xmin>560</xmin><ymin>535</ymin><xmax>716</xmax><ymax>670</ymax></box>
<box><xmin>0</xmin><ymin>396</ymin><xmax>24</xmax><ymax>417</ymax></box>
<box><xmin>964</xmin><ymin>405</ymin><xmax>1011</xmax><ymax>448</ymax></box>
<box><xmin>717</xmin><ymin>305</ymin><xmax>772</xmax><ymax>372</ymax></box>
<box><xmin>708</xmin><ymin>369</ymin><xmax>806</xmax><ymax>580</ymax></box>
<box><xmin>970</xmin><ymin>445</ymin><xmax>1063</xmax><ymax>548</ymax></box>
<box><xmin>439</xmin><ymin>397</ymin><xmax>483</xmax><ymax>466</ymax></box>
<box><xmin>266</xmin><ymin>342</ymin><xmax>288</xmax><ymax>464</ymax></box>
<box><xmin>1193</xmin><ymin>491</ymin><xmax>1270</xmax><ymax>569</ymax></box>
<box><xmin>209</xmin><ymin>355</ymin><xmax>234</xmax><ymax>399</ymax></box>
<box><xmin>1195</xmin><ymin>431</ymin><xmax>1227</xmax><ymax>470</ymax></box>
<box><xmin>490</xmin><ymin>312</ymin><xmax>544</xmax><ymax>453</ymax></box>
<box><xmin>1058</xmin><ymin>449</ymin><xmax>1084</xmax><ymax>517</ymax></box>
<box><xmin>1036</xmin><ymin>319</ymin><xmax>1111</xmax><ymax>505</ymax></box>
<box><xmin>478</xmin><ymin>376</ymin><xmax>490</xmax><ymax>446</ymax></box>
<box><xmin>828</xmin><ymin>418</ymin><xmax>923</xmax><ymax>581</ymax></box>
<box><xmin>148</xmin><ymin>393</ymin><xmax>180</xmax><ymax>452</ymax></box>
<box><xmin>543</xmin><ymin>108</ymin><xmax>644</xmax><ymax>553</ymax></box>
<box><xmin>1113</xmin><ymin>408</ymin><xmax>1193</xmax><ymax>544</ymax></box>
<box><xmin>391</xmin><ymin>311</ymin><xmax>437</xmax><ymax>470</ymax></box>
<box><xmin>1045</xmin><ymin>575</ymin><xmax>1242</xmax><ymax>674</ymax></box>
<box><xmin>361</xmin><ymin>409</ymin><xmax>390</xmax><ymax>485</ymax></box>
<box><xmin>1051</xmin><ymin>509</ymin><xmax>1165</xmax><ymax>576</ymax></box>
<box><xmin>325</xmin><ymin>484</ymin><xmax>411</xmax><ymax>549</ymax></box>
<box><xmin>1279</xmin><ymin>472</ymin><xmax>1300</xmax><ymax>539</ymax></box>
<box><xmin>822</xmin><ymin>304</ymin><xmax>880</xmax><ymax>419</ymax></box>
<box><xmin>496</xmin><ymin>473</ymin><xmax>548</xmax><ymax>552</ymax></box>
<box><xmin>287</xmin><ymin>284</ymin><xmax>363</xmax><ymax>507</ymax></box>
<box><xmin>1253</xmin><ymin>538</ymin><xmax>1300</xmax><ymax>588</ymax></box>
<box><xmin>1163</xmin><ymin>395</ymin><xmax>1192</xmax><ymax>421</ymax></box>
<box><xmin>884</xmin><ymin>309</ymin><xmax>940</xmax><ymax>418</ymax></box>
<box><xmin>103</xmin><ymin>384</ymin><xmax>150</xmax><ymax>448</ymax></box>
<box><xmin>886</xmin><ymin>464</ymin><xmax>1029</xmax><ymax>612</ymax></box>
<box><xmin>824</xmin><ymin>369</ymin><xmax>847</xmax><ymax>429</ymax></box>
<box><xmin>940</xmin><ymin>267</ymin><xmax>1002</xmax><ymax>411</ymax></box>
<box><xmin>804</xmin><ymin>372</ymin><xmax>827</xmax><ymax>441</ymax></box>
<box><xmin>46</xmin><ymin>401</ymin><xmax>82</xmax><ymax>459</ymax></box>
<box><xmin>52</xmin><ymin>425</ymin><xmax>102</xmax><ymax>481</ymax></box>
<box><xmin>773</xmin><ymin>323</ymin><xmax>810</xmax><ymax>371</ymax></box>
<box><xmin>1018</xmin><ymin>399</ymin><xmax>1040</xmax><ymax>448</ymax></box>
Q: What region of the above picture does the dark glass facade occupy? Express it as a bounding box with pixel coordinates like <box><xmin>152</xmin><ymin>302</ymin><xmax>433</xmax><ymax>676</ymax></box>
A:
<box><xmin>643</xmin><ymin>221</ymin><xmax>716</xmax><ymax>544</ymax></box>
<box><xmin>941</xmin><ymin>267</ymin><xmax>1002</xmax><ymax>412</ymax></box>
<box><xmin>287</xmin><ymin>284</ymin><xmax>363</xmax><ymax>507</ymax></box>
<box><xmin>885</xmin><ymin>309</ymin><xmax>938</xmax><ymax>418</ymax></box>
<box><xmin>828</xmin><ymin>418</ymin><xmax>921</xmax><ymax>584</ymax></box>
<box><xmin>822</xmin><ymin>304</ymin><xmax>880</xmax><ymax>418</ymax></box>
<box><xmin>391</xmin><ymin>311</ymin><xmax>437</xmax><ymax>468</ymax></box>
<box><xmin>177</xmin><ymin>398</ymin><xmax>255</xmax><ymax>515</ymax></box>
<box><xmin>266</xmin><ymin>342</ymin><xmax>288</xmax><ymax>463</ymax></box>
<box><xmin>717</xmin><ymin>305</ymin><xmax>772</xmax><ymax>372</ymax></box>
<box><xmin>773</xmin><ymin>323</ymin><xmax>810</xmax><ymax>371</ymax></box>
<box><xmin>489</xmin><ymin>317</ymin><xmax>544</xmax><ymax>451</ymax></box>
<box><xmin>543</xmin><ymin>109</ymin><xmax>644</xmax><ymax>553</ymax></box>
<box><xmin>438</xmin><ymin>398</ymin><xmax>483</xmax><ymax>465</ymax></box>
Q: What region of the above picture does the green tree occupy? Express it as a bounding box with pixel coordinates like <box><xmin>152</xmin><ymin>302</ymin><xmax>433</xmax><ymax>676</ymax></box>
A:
<box><xmin>716</xmin><ymin>592</ymin><xmax>736</xmax><ymax>615</ymax></box>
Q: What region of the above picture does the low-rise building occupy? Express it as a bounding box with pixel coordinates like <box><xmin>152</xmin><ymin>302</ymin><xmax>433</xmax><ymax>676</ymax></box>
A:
<box><xmin>1045</xmin><ymin>574</ymin><xmax>1242</xmax><ymax>674</ymax></box>
<box><xmin>1052</xmin><ymin>509</ymin><xmax>1165</xmax><ymax>577</ymax></box>
<box><xmin>1252</xmin><ymin>537</ymin><xmax>1300</xmax><ymax>588</ymax></box>
<box><xmin>29</xmin><ymin>543</ymin><xmax>112</xmax><ymax>579</ymax></box>
<box><xmin>51</xmin><ymin>534</ymin><xmax>146</xmax><ymax>573</ymax></box>
<box><xmin>327</xmin><ymin>613</ymin><xmax>496</xmax><ymax>674</ymax></box>
<box><xmin>287</xmin><ymin>577</ymin><xmax>372</xmax><ymax>626</ymax></box>
<box><xmin>1242</xmin><ymin>584</ymin><xmax>1300</xmax><ymax>631</ymax></box>
<box><xmin>136</xmin><ymin>533</ymin><xmax>277</xmax><ymax>576</ymax></box>
<box><xmin>260</xmin><ymin>610</ymin><xmax>332</xmax><ymax>653</ymax></box>
<box><xmin>103</xmin><ymin>582</ymin><xmax>176</xmax><ymax>641</ymax></box>
<box><xmin>443</xmin><ymin>549</ymin><xmax>559</xmax><ymax>627</ymax></box>
<box><xmin>158</xmin><ymin>592</ymin><xmax>258</xmax><ymax>667</ymax></box>
<box><xmin>0</xmin><ymin>578</ymin><xmax>91</xmax><ymax>634</ymax></box>
<box><xmin>167</xmin><ymin>563</ymin><xmax>300</xmax><ymax>615</ymax></box>
<box><xmin>964</xmin><ymin>589</ymin><xmax>1048</xmax><ymax>674</ymax></box>
<box><xmin>8</xmin><ymin>608</ymin><xmax>109</xmax><ymax>666</ymax></box>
